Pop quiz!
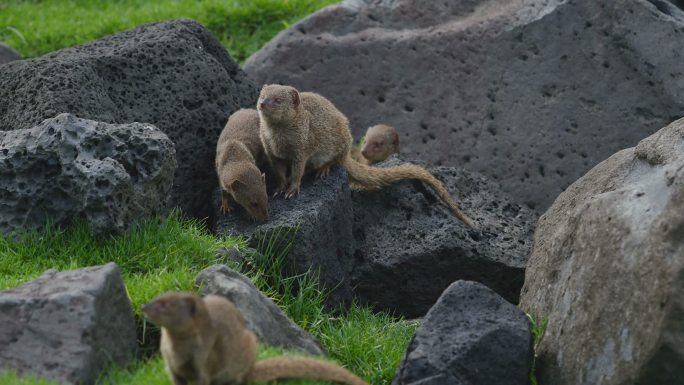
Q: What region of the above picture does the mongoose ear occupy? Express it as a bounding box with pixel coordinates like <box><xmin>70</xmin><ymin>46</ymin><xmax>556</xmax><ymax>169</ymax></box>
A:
<box><xmin>184</xmin><ymin>298</ymin><xmax>196</xmax><ymax>316</ymax></box>
<box><xmin>392</xmin><ymin>131</ymin><xmax>399</xmax><ymax>146</ymax></box>
<box><xmin>290</xmin><ymin>88</ymin><xmax>300</xmax><ymax>107</ymax></box>
<box><xmin>261</xmin><ymin>173</ymin><xmax>266</xmax><ymax>182</ymax></box>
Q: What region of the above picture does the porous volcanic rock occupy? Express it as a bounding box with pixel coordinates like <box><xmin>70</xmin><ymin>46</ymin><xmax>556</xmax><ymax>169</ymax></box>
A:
<box><xmin>245</xmin><ymin>0</ymin><xmax>684</xmax><ymax>213</ymax></box>
<box><xmin>393</xmin><ymin>280</ymin><xmax>532</xmax><ymax>385</ymax></box>
<box><xmin>520</xmin><ymin>117</ymin><xmax>684</xmax><ymax>384</ymax></box>
<box><xmin>213</xmin><ymin>166</ymin><xmax>355</xmax><ymax>306</ymax></box>
<box><xmin>0</xmin><ymin>263</ymin><xmax>137</xmax><ymax>385</ymax></box>
<box><xmin>0</xmin><ymin>19</ymin><xmax>258</xmax><ymax>220</ymax></box>
<box><xmin>197</xmin><ymin>265</ymin><xmax>325</xmax><ymax>356</ymax></box>
<box><xmin>351</xmin><ymin>156</ymin><xmax>533</xmax><ymax>317</ymax></box>
<box><xmin>0</xmin><ymin>113</ymin><xmax>175</xmax><ymax>235</ymax></box>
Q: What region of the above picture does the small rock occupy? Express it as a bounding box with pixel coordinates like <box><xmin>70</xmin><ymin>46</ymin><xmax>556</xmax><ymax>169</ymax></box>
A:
<box><xmin>0</xmin><ymin>263</ymin><xmax>137</xmax><ymax>385</ymax></box>
<box><xmin>0</xmin><ymin>43</ymin><xmax>21</xmax><ymax>65</ymax></box>
<box><xmin>393</xmin><ymin>280</ymin><xmax>532</xmax><ymax>385</ymax></box>
<box><xmin>197</xmin><ymin>265</ymin><xmax>325</xmax><ymax>356</ymax></box>
<box><xmin>0</xmin><ymin>113</ymin><xmax>176</xmax><ymax>235</ymax></box>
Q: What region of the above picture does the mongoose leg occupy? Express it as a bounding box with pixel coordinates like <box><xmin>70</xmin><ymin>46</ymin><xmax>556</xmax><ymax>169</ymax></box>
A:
<box><xmin>315</xmin><ymin>163</ymin><xmax>333</xmax><ymax>179</ymax></box>
<box><xmin>220</xmin><ymin>190</ymin><xmax>235</xmax><ymax>214</ymax></box>
<box><xmin>272</xmin><ymin>159</ymin><xmax>289</xmax><ymax>197</ymax></box>
<box><xmin>285</xmin><ymin>156</ymin><xmax>307</xmax><ymax>199</ymax></box>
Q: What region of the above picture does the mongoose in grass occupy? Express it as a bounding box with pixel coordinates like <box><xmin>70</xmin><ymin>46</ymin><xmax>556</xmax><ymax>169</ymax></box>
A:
<box><xmin>216</xmin><ymin>108</ymin><xmax>268</xmax><ymax>221</ymax></box>
<box><xmin>142</xmin><ymin>291</ymin><xmax>369</xmax><ymax>385</ymax></box>
<box><xmin>351</xmin><ymin>124</ymin><xmax>400</xmax><ymax>165</ymax></box>
<box><xmin>257</xmin><ymin>84</ymin><xmax>473</xmax><ymax>226</ymax></box>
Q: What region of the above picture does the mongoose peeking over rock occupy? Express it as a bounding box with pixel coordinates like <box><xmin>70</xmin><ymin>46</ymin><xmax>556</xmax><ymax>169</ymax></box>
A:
<box><xmin>142</xmin><ymin>291</ymin><xmax>369</xmax><ymax>385</ymax></box>
<box><xmin>216</xmin><ymin>108</ymin><xmax>268</xmax><ymax>221</ymax></box>
<box><xmin>351</xmin><ymin>124</ymin><xmax>400</xmax><ymax>165</ymax></box>
<box><xmin>257</xmin><ymin>84</ymin><xmax>473</xmax><ymax>226</ymax></box>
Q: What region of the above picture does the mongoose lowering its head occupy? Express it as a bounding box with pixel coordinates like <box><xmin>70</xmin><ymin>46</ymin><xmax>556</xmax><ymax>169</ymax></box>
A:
<box><xmin>352</xmin><ymin>124</ymin><xmax>400</xmax><ymax>165</ymax></box>
<box><xmin>142</xmin><ymin>291</ymin><xmax>369</xmax><ymax>385</ymax></box>
<box><xmin>257</xmin><ymin>84</ymin><xmax>473</xmax><ymax>226</ymax></box>
<box><xmin>216</xmin><ymin>108</ymin><xmax>268</xmax><ymax>221</ymax></box>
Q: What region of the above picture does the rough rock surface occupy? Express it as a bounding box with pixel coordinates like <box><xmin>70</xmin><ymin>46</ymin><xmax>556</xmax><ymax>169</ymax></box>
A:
<box><xmin>351</xmin><ymin>156</ymin><xmax>533</xmax><ymax>317</ymax></box>
<box><xmin>0</xmin><ymin>19</ymin><xmax>258</xmax><ymax>220</ymax></box>
<box><xmin>214</xmin><ymin>166</ymin><xmax>355</xmax><ymax>305</ymax></box>
<box><xmin>0</xmin><ymin>113</ymin><xmax>175</xmax><ymax>235</ymax></box>
<box><xmin>0</xmin><ymin>43</ymin><xmax>21</xmax><ymax>65</ymax></box>
<box><xmin>519</xmin><ymin>117</ymin><xmax>684</xmax><ymax>384</ymax></box>
<box><xmin>245</xmin><ymin>0</ymin><xmax>684</xmax><ymax>213</ymax></box>
<box><xmin>0</xmin><ymin>263</ymin><xmax>137</xmax><ymax>385</ymax></box>
<box><xmin>197</xmin><ymin>265</ymin><xmax>324</xmax><ymax>356</ymax></box>
<box><xmin>393</xmin><ymin>280</ymin><xmax>532</xmax><ymax>385</ymax></box>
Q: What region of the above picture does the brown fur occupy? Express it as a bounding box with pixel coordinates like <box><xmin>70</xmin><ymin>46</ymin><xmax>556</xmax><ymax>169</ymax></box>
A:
<box><xmin>142</xmin><ymin>292</ymin><xmax>369</xmax><ymax>385</ymax></box>
<box><xmin>216</xmin><ymin>108</ymin><xmax>268</xmax><ymax>221</ymax></box>
<box><xmin>352</xmin><ymin>124</ymin><xmax>400</xmax><ymax>165</ymax></box>
<box><xmin>257</xmin><ymin>85</ymin><xmax>473</xmax><ymax>226</ymax></box>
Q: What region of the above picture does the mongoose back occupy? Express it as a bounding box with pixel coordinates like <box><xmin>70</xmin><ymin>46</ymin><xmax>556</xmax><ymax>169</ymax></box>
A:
<box><xmin>351</xmin><ymin>124</ymin><xmax>400</xmax><ymax>165</ymax></box>
<box><xmin>257</xmin><ymin>84</ymin><xmax>473</xmax><ymax>226</ymax></box>
<box><xmin>216</xmin><ymin>108</ymin><xmax>268</xmax><ymax>221</ymax></box>
<box><xmin>142</xmin><ymin>292</ymin><xmax>369</xmax><ymax>385</ymax></box>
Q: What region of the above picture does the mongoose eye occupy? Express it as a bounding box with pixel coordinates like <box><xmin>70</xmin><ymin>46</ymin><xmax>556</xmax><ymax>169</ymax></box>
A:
<box><xmin>250</xmin><ymin>202</ymin><xmax>259</xmax><ymax>208</ymax></box>
<box><xmin>274</xmin><ymin>98</ymin><xmax>281</xmax><ymax>103</ymax></box>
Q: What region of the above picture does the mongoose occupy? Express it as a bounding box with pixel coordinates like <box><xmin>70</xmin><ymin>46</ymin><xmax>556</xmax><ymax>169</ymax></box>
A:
<box><xmin>142</xmin><ymin>292</ymin><xmax>369</xmax><ymax>385</ymax></box>
<box><xmin>216</xmin><ymin>108</ymin><xmax>268</xmax><ymax>221</ymax></box>
<box><xmin>351</xmin><ymin>124</ymin><xmax>400</xmax><ymax>165</ymax></box>
<box><xmin>257</xmin><ymin>84</ymin><xmax>473</xmax><ymax>226</ymax></box>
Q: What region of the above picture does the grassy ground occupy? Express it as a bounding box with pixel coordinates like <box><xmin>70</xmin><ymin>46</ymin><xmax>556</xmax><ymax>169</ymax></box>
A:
<box><xmin>0</xmin><ymin>213</ymin><xmax>415</xmax><ymax>385</ymax></box>
<box><xmin>0</xmin><ymin>0</ymin><xmax>338</xmax><ymax>62</ymax></box>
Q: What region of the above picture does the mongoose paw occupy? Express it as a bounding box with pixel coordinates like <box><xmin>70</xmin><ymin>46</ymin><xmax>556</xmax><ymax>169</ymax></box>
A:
<box><xmin>315</xmin><ymin>165</ymin><xmax>331</xmax><ymax>179</ymax></box>
<box><xmin>284</xmin><ymin>184</ymin><xmax>301</xmax><ymax>199</ymax></box>
<box><xmin>220</xmin><ymin>202</ymin><xmax>233</xmax><ymax>215</ymax></box>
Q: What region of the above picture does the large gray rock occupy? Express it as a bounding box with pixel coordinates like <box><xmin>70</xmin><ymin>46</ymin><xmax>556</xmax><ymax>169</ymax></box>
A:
<box><xmin>197</xmin><ymin>265</ymin><xmax>324</xmax><ymax>356</ymax></box>
<box><xmin>393</xmin><ymin>280</ymin><xmax>532</xmax><ymax>385</ymax></box>
<box><xmin>351</xmin><ymin>156</ymin><xmax>533</xmax><ymax>318</ymax></box>
<box><xmin>213</xmin><ymin>166</ymin><xmax>355</xmax><ymax>306</ymax></box>
<box><xmin>0</xmin><ymin>113</ymin><xmax>175</xmax><ymax>235</ymax></box>
<box><xmin>519</xmin><ymin>117</ymin><xmax>684</xmax><ymax>384</ymax></box>
<box><xmin>245</xmin><ymin>0</ymin><xmax>684</xmax><ymax>214</ymax></box>
<box><xmin>0</xmin><ymin>19</ymin><xmax>258</xmax><ymax>220</ymax></box>
<box><xmin>0</xmin><ymin>263</ymin><xmax>137</xmax><ymax>385</ymax></box>
<box><xmin>0</xmin><ymin>43</ymin><xmax>21</xmax><ymax>65</ymax></box>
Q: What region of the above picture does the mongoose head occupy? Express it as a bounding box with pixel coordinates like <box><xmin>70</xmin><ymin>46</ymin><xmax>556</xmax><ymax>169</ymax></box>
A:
<box><xmin>142</xmin><ymin>292</ymin><xmax>201</xmax><ymax>333</ymax></box>
<box><xmin>257</xmin><ymin>84</ymin><xmax>300</xmax><ymax>123</ymax></box>
<box><xmin>221</xmin><ymin>163</ymin><xmax>269</xmax><ymax>221</ymax></box>
<box><xmin>361</xmin><ymin>124</ymin><xmax>400</xmax><ymax>163</ymax></box>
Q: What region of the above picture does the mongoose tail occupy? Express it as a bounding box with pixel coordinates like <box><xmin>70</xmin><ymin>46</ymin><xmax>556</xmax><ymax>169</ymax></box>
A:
<box><xmin>343</xmin><ymin>154</ymin><xmax>474</xmax><ymax>227</ymax></box>
<box><xmin>249</xmin><ymin>356</ymin><xmax>369</xmax><ymax>385</ymax></box>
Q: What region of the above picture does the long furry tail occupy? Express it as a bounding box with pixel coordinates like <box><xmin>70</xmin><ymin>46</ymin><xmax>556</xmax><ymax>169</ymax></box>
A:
<box><xmin>343</xmin><ymin>154</ymin><xmax>473</xmax><ymax>227</ymax></box>
<box><xmin>248</xmin><ymin>356</ymin><xmax>369</xmax><ymax>385</ymax></box>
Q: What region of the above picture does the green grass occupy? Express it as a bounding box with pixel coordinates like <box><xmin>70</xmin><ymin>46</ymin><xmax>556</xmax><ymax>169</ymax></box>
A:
<box><xmin>527</xmin><ymin>313</ymin><xmax>548</xmax><ymax>385</ymax></box>
<box><xmin>0</xmin><ymin>0</ymin><xmax>338</xmax><ymax>62</ymax></box>
<box><xmin>0</xmin><ymin>214</ymin><xmax>415</xmax><ymax>385</ymax></box>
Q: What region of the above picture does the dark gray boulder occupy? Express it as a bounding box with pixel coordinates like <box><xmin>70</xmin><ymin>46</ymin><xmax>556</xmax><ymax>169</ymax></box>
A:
<box><xmin>0</xmin><ymin>263</ymin><xmax>137</xmax><ymax>385</ymax></box>
<box><xmin>519</xmin><ymin>117</ymin><xmax>684</xmax><ymax>384</ymax></box>
<box><xmin>197</xmin><ymin>265</ymin><xmax>324</xmax><ymax>356</ymax></box>
<box><xmin>244</xmin><ymin>0</ymin><xmax>684</xmax><ymax>214</ymax></box>
<box><xmin>213</xmin><ymin>166</ymin><xmax>355</xmax><ymax>306</ymax></box>
<box><xmin>0</xmin><ymin>113</ymin><xmax>175</xmax><ymax>235</ymax></box>
<box><xmin>351</xmin><ymin>156</ymin><xmax>533</xmax><ymax>318</ymax></box>
<box><xmin>393</xmin><ymin>280</ymin><xmax>532</xmax><ymax>385</ymax></box>
<box><xmin>0</xmin><ymin>19</ymin><xmax>258</xmax><ymax>220</ymax></box>
<box><xmin>0</xmin><ymin>43</ymin><xmax>21</xmax><ymax>65</ymax></box>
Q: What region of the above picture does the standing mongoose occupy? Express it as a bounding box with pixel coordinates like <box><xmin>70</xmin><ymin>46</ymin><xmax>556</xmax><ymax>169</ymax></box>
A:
<box><xmin>216</xmin><ymin>108</ymin><xmax>268</xmax><ymax>221</ymax></box>
<box><xmin>142</xmin><ymin>292</ymin><xmax>369</xmax><ymax>385</ymax></box>
<box><xmin>351</xmin><ymin>124</ymin><xmax>401</xmax><ymax>165</ymax></box>
<box><xmin>257</xmin><ymin>84</ymin><xmax>473</xmax><ymax>226</ymax></box>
